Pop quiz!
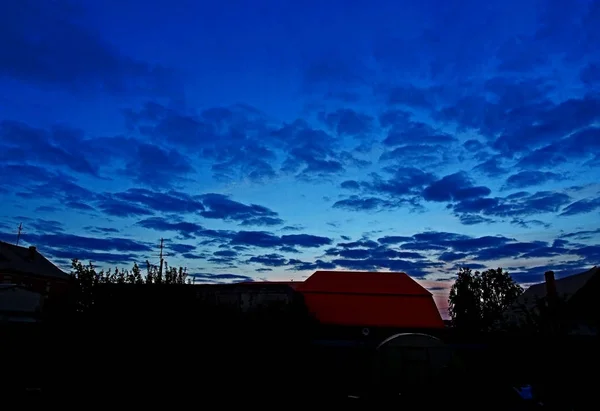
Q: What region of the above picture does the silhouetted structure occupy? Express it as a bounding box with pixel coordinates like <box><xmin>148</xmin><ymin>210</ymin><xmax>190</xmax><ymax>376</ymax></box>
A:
<box><xmin>508</xmin><ymin>267</ymin><xmax>600</xmax><ymax>335</ymax></box>
<box><xmin>0</xmin><ymin>241</ymin><xmax>69</xmax><ymax>298</ymax></box>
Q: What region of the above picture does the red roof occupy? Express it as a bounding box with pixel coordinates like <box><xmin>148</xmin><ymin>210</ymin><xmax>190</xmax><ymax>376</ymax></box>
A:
<box><xmin>294</xmin><ymin>270</ymin><xmax>430</xmax><ymax>296</ymax></box>
<box><xmin>297</xmin><ymin>271</ymin><xmax>444</xmax><ymax>329</ymax></box>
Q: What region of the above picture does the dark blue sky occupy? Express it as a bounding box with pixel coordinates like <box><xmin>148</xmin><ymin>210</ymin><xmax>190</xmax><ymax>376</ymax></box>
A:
<box><xmin>1</xmin><ymin>0</ymin><xmax>599</xmax><ymax>307</ymax></box>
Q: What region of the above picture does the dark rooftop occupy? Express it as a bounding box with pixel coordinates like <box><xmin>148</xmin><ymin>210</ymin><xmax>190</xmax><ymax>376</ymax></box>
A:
<box><xmin>518</xmin><ymin>266</ymin><xmax>599</xmax><ymax>307</ymax></box>
<box><xmin>0</xmin><ymin>241</ymin><xmax>68</xmax><ymax>280</ymax></box>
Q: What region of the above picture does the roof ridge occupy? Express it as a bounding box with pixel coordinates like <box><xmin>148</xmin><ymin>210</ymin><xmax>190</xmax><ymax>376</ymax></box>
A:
<box><xmin>298</xmin><ymin>270</ymin><xmax>431</xmax><ymax>296</ymax></box>
<box><xmin>0</xmin><ymin>241</ymin><xmax>68</xmax><ymax>280</ymax></box>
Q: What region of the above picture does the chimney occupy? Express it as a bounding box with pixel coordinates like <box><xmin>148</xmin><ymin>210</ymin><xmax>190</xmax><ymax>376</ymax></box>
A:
<box><xmin>29</xmin><ymin>246</ymin><xmax>37</xmax><ymax>260</ymax></box>
<box><xmin>545</xmin><ymin>270</ymin><xmax>557</xmax><ymax>305</ymax></box>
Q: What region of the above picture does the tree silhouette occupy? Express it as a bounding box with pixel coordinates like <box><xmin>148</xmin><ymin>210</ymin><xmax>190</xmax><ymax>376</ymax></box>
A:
<box><xmin>70</xmin><ymin>260</ymin><xmax>98</xmax><ymax>314</ymax></box>
<box><xmin>449</xmin><ymin>267</ymin><xmax>523</xmax><ymax>332</ymax></box>
<box><xmin>69</xmin><ymin>258</ymin><xmax>188</xmax><ymax>317</ymax></box>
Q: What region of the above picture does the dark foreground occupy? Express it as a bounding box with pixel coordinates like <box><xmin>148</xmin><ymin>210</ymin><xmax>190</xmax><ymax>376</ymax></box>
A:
<box><xmin>1</xmin><ymin>321</ymin><xmax>598</xmax><ymax>410</ymax></box>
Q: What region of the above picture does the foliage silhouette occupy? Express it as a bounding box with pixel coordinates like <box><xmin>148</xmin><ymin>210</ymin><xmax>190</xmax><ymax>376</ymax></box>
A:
<box><xmin>68</xmin><ymin>258</ymin><xmax>188</xmax><ymax>317</ymax></box>
<box><xmin>448</xmin><ymin>267</ymin><xmax>523</xmax><ymax>332</ymax></box>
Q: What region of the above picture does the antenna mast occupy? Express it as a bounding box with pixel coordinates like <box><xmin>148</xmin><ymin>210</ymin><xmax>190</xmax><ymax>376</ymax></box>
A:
<box><xmin>16</xmin><ymin>223</ymin><xmax>23</xmax><ymax>246</ymax></box>
<box><xmin>159</xmin><ymin>238</ymin><xmax>164</xmax><ymax>277</ymax></box>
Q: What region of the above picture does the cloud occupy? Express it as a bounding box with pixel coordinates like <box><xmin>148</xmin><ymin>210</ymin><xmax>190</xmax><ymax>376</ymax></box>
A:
<box><xmin>12</xmin><ymin>232</ymin><xmax>153</xmax><ymax>265</ymax></box>
<box><xmin>11</xmin><ymin>217</ymin><xmax>65</xmax><ymax>234</ymax></box>
<box><xmin>494</xmin><ymin>97</ymin><xmax>600</xmax><ymax>155</ymax></box>
<box><xmin>95</xmin><ymin>189</ymin><xmax>285</xmax><ymax>227</ymax></box>
<box><xmin>199</xmin><ymin>193</ymin><xmax>283</xmax><ymax>226</ymax></box>
<box><xmin>126</xmin><ymin>102</ymin><xmax>277</xmax><ymax>182</ymax></box>
<box><xmin>0</xmin><ymin>0</ymin><xmax>177</xmax><ymax>96</ymax></box>
<box><xmin>383</xmin><ymin>121</ymin><xmax>456</xmax><ymax>146</ymax></box>
<box><xmin>561</xmin><ymin>228</ymin><xmax>600</xmax><ymax>241</ymax></box>
<box><xmin>581</xmin><ymin>62</ymin><xmax>600</xmax><ymax>86</ymax></box>
<box><xmin>508</xmin><ymin>261</ymin><xmax>594</xmax><ymax>284</ymax></box>
<box><xmin>423</xmin><ymin>172</ymin><xmax>491</xmax><ymax>202</ymax></box>
<box><xmin>377</xmin><ymin>236</ymin><xmax>413</xmax><ymax>245</ymax></box>
<box><xmin>369</xmin><ymin>167</ymin><xmax>437</xmax><ymax>197</ymax></box>
<box><xmin>516</xmin><ymin>127</ymin><xmax>600</xmax><ymax>170</ymax></box>
<box><xmin>189</xmin><ymin>273</ymin><xmax>253</xmax><ymax>283</ymax></box>
<box><xmin>333</xmin><ymin>196</ymin><xmax>398</xmax><ymax>212</ymax></box>
<box><xmin>458</xmin><ymin>214</ymin><xmax>495</xmax><ymax>226</ymax></box>
<box><xmin>231</xmin><ymin>231</ymin><xmax>332</xmax><ymax>249</ymax></box>
<box><xmin>560</xmin><ymin>196</ymin><xmax>600</xmax><ymax>216</ymax></box>
<box><xmin>167</xmin><ymin>242</ymin><xmax>197</xmax><ymax>254</ymax></box>
<box><xmin>274</xmin><ymin>120</ymin><xmax>347</xmax><ymax>179</ymax></box>
<box><xmin>126</xmin><ymin>102</ymin><xmax>371</xmax><ymax>182</ymax></box>
<box><xmin>0</xmin><ymin>121</ymin><xmax>196</xmax><ymax>190</ymax></box>
<box><xmin>503</xmin><ymin>171</ymin><xmax>566</xmax><ymax>190</ymax></box>
<box><xmin>340</xmin><ymin>180</ymin><xmax>361</xmax><ymax>190</ymax></box>
<box><xmin>329</xmin><ymin>258</ymin><xmax>440</xmax><ymax>277</ymax></box>
<box><xmin>510</xmin><ymin>218</ymin><xmax>551</xmax><ymax>229</ymax></box>
<box><xmin>287</xmin><ymin>259</ymin><xmax>337</xmax><ymax>271</ymax></box>
<box><xmin>452</xmin><ymin>190</ymin><xmax>572</xmax><ymax>221</ymax></box>
<box><xmin>110</xmin><ymin>189</ymin><xmax>205</xmax><ymax>214</ymax></box>
<box><xmin>135</xmin><ymin>216</ymin><xmax>332</xmax><ymax>255</ymax></box>
<box><xmin>379</xmin><ymin>144</ymin><xmax>450</xmax><ymax>168</ymax></box>
<box><xmin>321</xmin><ymin>109</ymin><xmax>374</xmax><ymax>138</ymax></box>
<box><xmin>96</xmin><ymin>197</ymin><xmax>154</xmax><ymax>218</ymax></box>
<box><xmin>213</xmin><ymin>249</ymin><xmax>237</xmax><ymax>258</ymax></box>
<box><xmin>379</xmin><ymin>109</ymin><xmax>412</xmax><ymax>128</ymax></box>
<box><xmin>0</xmin><ymin>121</ymin><xmax>97</xmax><ymax>176</ymax></box>
<box><xmin>247</xmin><ymin>254</ymin><xmax>288</xmax><ymax>267</ymax></box>
<box><xmin>438</xmin><ymin>252</ymin><xmax>468</xmax><ymax>262</ymax></box>
<box><xmin>4</xmin><ymin>221</ymin><xmax>600</xmax><ymax>285</ymax></box>
<box><xmin>334</xmin><ymin>166</ymin><xmax>436</xmax><ymax>212</ymax></box>
<box><xmin>302</xmin><ymin>52</ymin><xmax>372</xmax><ymax>93</ymax></box>
<box><xmin>333</xmin><ymin>167</ymin><xmax>580</xmax><ymax>226</ymax></box>
<box><xmin>136</xmin><ymin>217</ymin><xmax>229</xmax><ymax>241</ymax></box>
<box><xmin>122</xmin><ymin>144</ymin><xmax>195</xmax><ymax>187</ymax></box>
<box><xmin>84</xmin><ymin>226</ymin><xmax>120</xmax><ymax>235</ymax></box>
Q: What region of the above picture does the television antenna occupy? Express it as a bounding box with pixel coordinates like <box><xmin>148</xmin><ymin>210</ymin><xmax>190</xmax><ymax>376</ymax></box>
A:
<box><xmin>15</xmin><ymin>223</ymin><xmax>23</xmax><ymax>246</ymax></box>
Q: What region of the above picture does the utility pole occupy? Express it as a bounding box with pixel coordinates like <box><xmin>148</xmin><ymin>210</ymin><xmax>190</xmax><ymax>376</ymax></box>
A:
<box><xmin>15</xmin><ymin>223</ymin><xmax>23</xmax><ymax>246</ymax></box>
<box><xmin>159</xmin><ymin>238</ymin><xmax>164</xmax><ymax>277</ymax></box>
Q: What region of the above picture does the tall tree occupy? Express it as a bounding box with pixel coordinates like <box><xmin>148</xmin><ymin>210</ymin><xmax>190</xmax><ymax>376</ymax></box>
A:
<box><xmin>448</xmin><ymin>267</ymin><xmax>482</xmax><ymax>331</ymax></box>
<box><xmin>449</xmin><ymin>267</ymin><xmax>523</xmax><ymax>332</ymax></box>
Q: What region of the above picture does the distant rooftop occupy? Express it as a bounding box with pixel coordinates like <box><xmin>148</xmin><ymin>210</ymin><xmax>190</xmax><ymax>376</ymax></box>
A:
<box><xmin>518</xmin><ymin>266</ymin><xmax>599</xmax><ymax>307</ymax></box>
<box><xmin>0</xmin><ymin>241</ymin><xmax>69</xmax><ymax>280</ymax></box>
<box><xmin>240</xmin><ymin>280</ymin><xmax>300</xmax><ymax>290</ymax></box>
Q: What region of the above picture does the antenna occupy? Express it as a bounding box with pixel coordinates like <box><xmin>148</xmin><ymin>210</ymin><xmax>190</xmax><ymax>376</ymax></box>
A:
<box><xmin>16</xmin><ymin>223</ymin><xmax>23</xmax><ymax>246</ymax></box>
<box><xmin>159</xmin><ymin>238</ymin><xmax>164</xmax><ymax>277</ymax></box>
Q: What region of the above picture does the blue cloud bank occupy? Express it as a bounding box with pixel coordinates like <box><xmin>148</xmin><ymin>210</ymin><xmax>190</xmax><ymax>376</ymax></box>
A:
<box><xmin>1</xmin><ymin>0</ymin><xmax>599</xmax><ymax>286</ymax></box>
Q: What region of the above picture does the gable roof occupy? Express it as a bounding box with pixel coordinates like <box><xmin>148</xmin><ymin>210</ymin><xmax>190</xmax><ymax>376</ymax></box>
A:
<box><xmin>296</xmin><ymin>271</ymin><xmax>444</xmax><ymax>329</ymax></box>
<box><xmin>295</xmin><ymin>270</ymin><xmax>431</xmax><ymax>296</ymax></box>
<box><xmin>518</xmin><ymin>266</ymin><xmax>599</xmax><ymax>306</ymax></box>
<box><xmin>0</xmin><ymin>241</ymin><xmax>69</xmax><ymax>280</ymax></box>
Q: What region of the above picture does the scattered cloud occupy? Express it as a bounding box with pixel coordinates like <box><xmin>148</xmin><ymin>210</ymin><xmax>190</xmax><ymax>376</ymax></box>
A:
<box><xmin>1</xmin><ymin>0</ymin><xmax>599</xmax><ymax>290</ymax></box>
